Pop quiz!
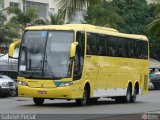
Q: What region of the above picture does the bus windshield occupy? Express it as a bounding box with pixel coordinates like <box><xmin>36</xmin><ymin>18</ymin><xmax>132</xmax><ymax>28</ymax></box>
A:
<box><xmin>19</xmin><ymin>30</ymin><xmax>74</xmax><ymax>79</ymax></box>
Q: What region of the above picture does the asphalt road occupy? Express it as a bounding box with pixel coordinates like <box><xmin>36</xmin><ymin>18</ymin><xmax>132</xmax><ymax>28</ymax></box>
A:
<box><xmin>0</xmin><ymin>90</ymin><xmax>160</xmax><ymax>120</ymax></box>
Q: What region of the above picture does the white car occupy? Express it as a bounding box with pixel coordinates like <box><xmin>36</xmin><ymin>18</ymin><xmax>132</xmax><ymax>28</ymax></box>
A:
<box><xmin>150</xmin><ymin>73</ymin><xmax>160</xmax><ymax>90</ymax></box>
<box><xmin>0</xmin><ymin>75</ymin><xmax>17</xmax><ymax>97</ymax></box>
<box><xmin>0</xmin><ymin>54</ymin><xmax>4</xmax><ymax>57</ymax></box>
<box><xmin>148</xmin><ymin>80</ymin><xmax>154</xmax><ymax>90</ymax></box>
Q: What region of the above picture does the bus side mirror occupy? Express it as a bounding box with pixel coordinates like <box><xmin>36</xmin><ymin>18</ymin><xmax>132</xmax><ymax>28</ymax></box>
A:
<box><xmin>70</xmin><ymin>42</ymin><xmax>78</xmax><ymax>58</ymax></box>
<box><xmin>8</xmin><ymin>40</ymin><xmax>21</xmax><ymax>58</ymax></box>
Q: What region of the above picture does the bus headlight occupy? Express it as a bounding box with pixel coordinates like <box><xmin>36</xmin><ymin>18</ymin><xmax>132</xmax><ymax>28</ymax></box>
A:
<box><xmin>19</xmin><ymin>81</ymin><xmax>28</xmax><ymax>86</ymax></box>
<box><xmin>58</xmin><ymin>82</ymin><xmax>73</xmax><ymax>87</ymax></box>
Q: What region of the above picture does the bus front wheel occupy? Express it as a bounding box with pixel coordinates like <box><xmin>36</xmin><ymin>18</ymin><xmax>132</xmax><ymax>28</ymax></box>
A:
<box><xmin>33</xmin><ymin>98</ymin><xmax>44</xmax><ymax>105</ymax></box>
<box><xmin>75</xmin><ymin>86</ymin><xmax>89</xmax><ymax>106</ymax></box>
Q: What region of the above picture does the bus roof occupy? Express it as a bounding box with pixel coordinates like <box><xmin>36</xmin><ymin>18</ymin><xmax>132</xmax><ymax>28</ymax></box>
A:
<box><xmin>25</xmin><ymin>24</ymin><xmax>148</xmax><ymax>41</ymax></box>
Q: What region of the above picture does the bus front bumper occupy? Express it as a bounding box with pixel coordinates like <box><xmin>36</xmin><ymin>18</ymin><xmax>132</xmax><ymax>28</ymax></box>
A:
<box><xmin>18</xmin><ymin>85</ymin><xmax>76</xmax><ymax>99</ymax></box>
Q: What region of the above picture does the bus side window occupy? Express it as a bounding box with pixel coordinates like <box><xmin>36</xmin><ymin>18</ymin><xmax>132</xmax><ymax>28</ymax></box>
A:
<box><xmin>108</xmin><ymin>47</ymin><xmax>114</xmax><ymax>56</ymax></box>
<box><xmin>87</xmin><ymin>33</ymin><xmax>97</xmax><ymax>55</ymax></box>
<box><xmin>118</xmin><ymin>38</ymin><xmax>125</xmax><ymax>57</ymax></box>
<box><xmin>98</xmin><ymin>46</ymin><xmax>103</xmax><ymax>55</ymax></box>
<box><xmin>108</xmin><ymin>37</ymin><xmax>116</xmax><ymax>57</ymax></box>
<box><xmin>140</xmin><ymin>41</ymin><xmax>148</xmax><ymax>59</ymax></box>
<box><xmin>123</xmin><ymin>39</ymin><xmax>127</xmax><ymax>57</ymax></box>
<box><xmin>98</xmin><ymin>35</ymin><xmax>105</xmax><ymax>56</ymax></box>
<box><xmin>128</xmin><ymin>40</ymin><xmax>134</xmax><ymax>58</ymax></box>
<box><xmin>87</xmin><ymin>45</ymin><xmax>91</xmax><ymax>54</ymax></box>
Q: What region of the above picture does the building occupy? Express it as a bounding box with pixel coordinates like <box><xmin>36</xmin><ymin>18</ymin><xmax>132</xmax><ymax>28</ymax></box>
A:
<box><xmin>147</xmin><ymin>0</ymin><xmax>158</xmax><ymax>4</ymax></box>
<box><xmin>0</xmin><ymin>0</ymin><xmax>57</xmax><ymax>18</ymax></box>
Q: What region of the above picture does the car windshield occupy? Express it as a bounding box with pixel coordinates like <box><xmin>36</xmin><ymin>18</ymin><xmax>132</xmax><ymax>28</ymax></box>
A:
<box><xmin>0</xmin><ymin>75</ymin><xmax>13</xmax><ymax>80</ymax></box>
<box><xmin>19</xmin><ymin>30</ymin><xmax>74</xmax><ymax>79</ymax></box>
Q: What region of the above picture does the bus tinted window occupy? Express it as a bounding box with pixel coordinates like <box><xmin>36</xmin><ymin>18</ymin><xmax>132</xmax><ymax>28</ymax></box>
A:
<box><xmin>86</xmin><ymin>32</ymin><xmax>148</xmax><ymax>59</ymax></box>
<box><xmin>116</xmin><ymin>38</ymin><xmax>125</xmax><ymax>57</ymax></box>
<box><xmin>97</xmin><ymin>35</ymin><xmax>106</xmax><ymax>56</ymax></box>
<box><xmin>139</xmin><ymin>41</ymin><xmax>148</xmax><ymax>59</ymax></box>
<box><xmin>87</xmin><ymin>33</ymin><xmax>97</xmax><ymax>55</ymax></box>
<box><xmin>108</xmin><ymin>36</ymin><xmax>116</xmax><ymax>56</ymax></box>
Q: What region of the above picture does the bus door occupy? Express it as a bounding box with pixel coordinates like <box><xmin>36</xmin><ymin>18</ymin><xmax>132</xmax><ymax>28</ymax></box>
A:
<box><xmin>72</xmin><ymin>31</ymin><xmax>85</xmax><ymax>97</ymax></box>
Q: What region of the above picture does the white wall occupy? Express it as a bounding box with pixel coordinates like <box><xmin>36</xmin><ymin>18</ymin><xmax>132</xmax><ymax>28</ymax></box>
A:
<box><xmin>3</xmin><ymin>0</ymin><xmax>52</xmax><ymax>10</ymax></box>
<box><xmin>26</xmin><ymin>0</ymin><xmax>49</xmax><ymax>4</ymax></box>
<box><xmin>146</xmin><ymin>0</ymin><xmax>158</xmax><ymax>4</ymax></box>
<box><xmin>49</xmin><ymin>0</ymin><xmax>58</xmax><ymax>14</ymax></box>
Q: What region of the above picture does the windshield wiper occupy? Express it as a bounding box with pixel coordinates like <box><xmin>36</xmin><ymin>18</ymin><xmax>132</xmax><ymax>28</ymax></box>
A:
<box><xmin>27</xmin><ymin>58</ymin><xmax>58</xmax><ymax>79</ymax></box>
<box><xmin>43</xmin><ymin>60</ymin><xmax>60</xmax><ymax>79</ymax></box>
<box><xmin>28</xmin><ymin>60</ymin><xmax>43</xmax><ymax>78</ymax></box>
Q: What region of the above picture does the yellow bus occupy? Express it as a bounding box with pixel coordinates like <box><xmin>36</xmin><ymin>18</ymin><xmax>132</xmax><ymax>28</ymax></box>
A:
<box><xmin>9</xmin><ymin>24</ymin><xmax>149</xmax><ymax>106</ymax></box>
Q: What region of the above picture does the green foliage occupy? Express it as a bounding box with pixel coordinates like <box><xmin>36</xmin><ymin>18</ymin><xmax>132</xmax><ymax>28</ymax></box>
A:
<box><xmin>85</xmin><ymin>0</ymin><xmax>153</xmax><ymax>34</ymax></box>
<box><xmin>85</xmin><ymin>0</ymin><xmax>124</xmax><ymax>28</ymax></box>
<box><xmin>6</xmin><ymin>7</ymin><xmax>37</xmax><ymax>27</ymax></box>
<box><xmin>34</xmin><ymin>12</ymin><xmax>64</xmax><ymax>25</ymax></box>
<box><xmin>0</xmin><ymin>6</ymin><xmax>64</xmax><ymax>48</ymax></box>
<box><xmin>147</xmin><ymin>3</ymin><xmax>160</xmax><ymax>36</ymax></box>
<box><xmin>146</xmin><ymin>2</ymin><xmax>160</xmax><ymax>59</ymax></box>
<box><xmin>0</xmin><ymin>9</ymin><xmax>21</xmax><ymax>45</ymax></box>
<box><xmin>111</xmin><ymin>0</ymin><xmax>153</xmax><ymax>34</ymax></box>
<box><xmin>46</xmin><ymin>12</ymin><xmax>64</xmax><ymax>25</ymax></box>
<box><xmin>0</xmin><ymin>11</ymin><xmax>7</xmax><ymax>25</ymax></box>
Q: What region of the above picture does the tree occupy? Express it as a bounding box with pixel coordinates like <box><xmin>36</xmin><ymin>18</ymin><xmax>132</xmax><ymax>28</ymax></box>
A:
<box><xmin>0</xmin><ymin>9</ymin><xmax>21</xmax><ymax>44</ymax></box>
<box><xmin>55</xmin><ymin>0</ymin><xmax>101</xmax><ymax>22</ymax></box>
<box><xmin>6</xmin><ymin>7</ymin><xmax>37</xmax><ymax>28</ymax></box>
<box><xmin>146</xmin><ymin>2</ymin><xmax>160</xmax><ymax>59</ymax></box>
<box><xmin>85</xmin><ymin>0</ymin><xmax>124</xmax><ymax>28</ymax></box>
<box><xmin>111</xmin><ymin>0</ymin><xmax>153</xmax><ymax>34</ymax></box>
<box><xmin>46</xmin><ymin>12</ymin><xmax>64</xmax><ymax>25</ymax></box>
<box><xmin>34</xmin><ymin>12</ymin><xmax>64</xmax><ymax>25</ymax></box>
<box><xmin>147</xmin><ymin>3</ymin><xmax>160</xmax><ymax>36</ymax></box>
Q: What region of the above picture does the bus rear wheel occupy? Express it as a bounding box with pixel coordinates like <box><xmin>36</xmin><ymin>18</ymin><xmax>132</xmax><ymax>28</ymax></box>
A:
<box><xmin>75</xmin><ymin>86</ymin><xmax>89</xmax><ymax>106</ymax></box>
<box><xmin>131</xmin><ymin>88</ymin><xmax>137</xmax><ymax>103</ymax></box>
<box><xmin>124</xmin><ymin>85</ymin><xmax>132</xmax><ymax>103</ymax></box>
<box><xmin>33</xmin><ymin>98</ymin><xmax>44</xmax><ymax>105</ymax></box>
<box><xmin>115</xmin><ymin>85</ymin><xmax>132</xmax><ymax>103</ymax></box>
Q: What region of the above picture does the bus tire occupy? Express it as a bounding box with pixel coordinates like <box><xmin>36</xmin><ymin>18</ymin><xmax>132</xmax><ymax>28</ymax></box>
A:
<box><xmin>75</xmin><ymin>86</ymin><xmax>89</xmax><ymax>106</ymax></box>
<box><xmin>131</xmin><ymin>87</ymin><xmax>137</xmax><ymax>103</ymax></box>
<box><xmin>33</xmin><ymin>98</ymin><xmax>44</xmax><ymax>105</ymax></box>
<box><xmin>116</xmin><ymin>85</ymin><xmax>132</xmax><ymax>103</ymax></box>
<box><xmin>124</xmin><ymin>84</ymin><xmax>132</xmax><ymax>103</ymax></box>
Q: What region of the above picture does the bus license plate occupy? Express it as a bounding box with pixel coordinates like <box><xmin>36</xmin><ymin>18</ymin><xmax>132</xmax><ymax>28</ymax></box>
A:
<box><xmin>38</xmin><ymin>91</ymin><xmax>47</xmax><ymax>94</ymax></box>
